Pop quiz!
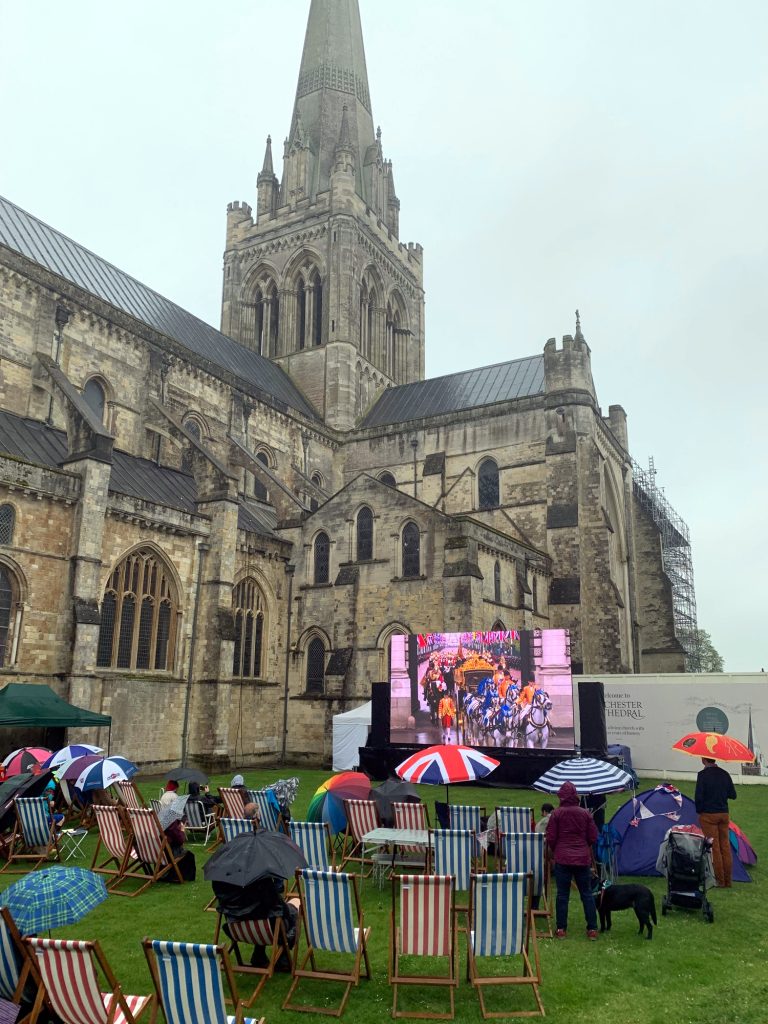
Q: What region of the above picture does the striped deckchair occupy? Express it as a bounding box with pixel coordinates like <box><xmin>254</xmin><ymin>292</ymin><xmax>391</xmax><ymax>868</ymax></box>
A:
<box><xmin>1</xmin><ymin>797</ymin><xmax>60</xmax><ymax>873</ymax></box>
<box><xmin>26</xmin><ymin>938</ymin><xmax>154</xmax><ymax>1024</ymax></box>
<box><xmin>290</xmin><ymin>821</ymin><xmax>334</xmax><ymax>871</ymax></box>
<box><xmin>389</xmin><ymin>874</ymin><xmax>456</xmax><ymax>1020</ymax></box>
<box><xmin>282</xmin><ymin>869</ymin><xmax>371</xmax><ymax>1016</ymax></box>
<box><xmin>150</xmin><ymin>799</ymin><xmax>162</xmax><ymax>818</ymax></box>
<box><xmin>447</xmin><ymin>805</ymin><xmax>484</xmax><ymax>834</ymax></box>
<box><xmin>467</xmin><ymin>872</ymin><xmax>543</xmax><ymax>1018</ymax></box>
<box><xmin>0</xmin><ymin>907</ymin><xmax>47</xmax><ymax>1024</ymax></box>
<box><xmin>117</xmin><ymin>808</ymin><xmax>184</xmax><ymax>896</ymax></box>
<box><xmin>340</xmin><ymin>799</ymin><xmax>380</xmax><ymax>874</ymax></box>
<box><xmin>116</xmin><ymin>781</ymin><xmax>145</xmax><ymax>810</ymax></box>
<box><xmin>246</xmin><ymin>790</ymin><xmax>286</xmax><ymax>833</ymax></box>
<box><xmin>392</xmin><ymin>802</ymin><xmax>430</xmax><ymax>865</ymax></box>
<box><xmin>429</xmin><ymin>829</ymin><xmax>480</xmax><ymax>921</ymax></box>
<box><xmin>90</xmin><ymin>805</ymin><xmax>140</xmax><ymax>892</ymax></box>
<box><xmin>495</xmin><ymin>807</ymin><xmax>534</xmax><ymax>846</ymax></box>
<box><xmin>185</xmin><ymin>799</ymin><xmax>215</xmax><ymax>845</ymax></box>
<box><xmin>143</xmin><ymin>940</ymin><xmax>262</xmax><ymax>1024</ymax></box>
<box><xmin>501</xmin><ymin>833</ymin><xmax>551</xmax><ymax>937</ymax></box>
<box><xmin>219</xmin><ymin>788</ymin><xmax>247</xmax><ymax>820</ymax></box>
<box><xmin>219</xmin><ymin>916</ymin><xmax>290</xmax><ymax>1007</ymax></box>
<box><xmin>204</xmin><ymin>818</ymin><xmax>256</xmax><ymax>914</ymax></box>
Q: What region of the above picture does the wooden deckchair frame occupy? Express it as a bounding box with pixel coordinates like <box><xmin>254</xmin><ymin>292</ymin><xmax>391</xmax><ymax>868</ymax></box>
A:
<box><xmin>116</xmin><ymin>780</ymin><xmax>146</xmax><ymax>810</ymax></box>
<box><xmin>389</xmin><ymin>874</ymin><xmax>457</xmax><ymax>1020</ymax></box>
<box><xmin>219</xmin><ymin>787</ymin><xmax>247</xmax><ymax>820</ymax></box>
<box><xmin>25</xmin><ymin>937</ymin><xmax>154</xmax><ymax>1024</ymax></box>
<box><xmin>500</xmin><ymin>833</ymin><xmax>552</xmax><ymax>940</ymax></box>
<box><xmin>109</xmin><ymin>807</ymin><xmax>184</xmax><ymax>897</ymax></box>
<box><xmin>0</xmin><ymin>907</ymin><xmax>49</xmax><ymax>1024</ymax></box>
<box><xmin>339</xmin><ymin>799</ymin><xmax>380</xmax><ymax>875</ymax></box>
<box><xmin>282</xmin><ymin>869</ymin><xmax>371</xmax><ymax>1017</ymax></box>
<box><xmin>217</xmin><ymin>914</ymin><xmax>290</xmax><ymax>1008</ymax></box>
<box><xmin>466</xmin><ymin>873</ymin><xmax>544</xmax><ymax>1019</ymax></box>
<box><xmin>90</xmin><ymin>805</ymin><xmax>141</xmax><ymax>894</ymax></box>
<box><xmin>0</xmin><ymin>797</ymin><xmax>61</xmax><ymax>873</ymax></box>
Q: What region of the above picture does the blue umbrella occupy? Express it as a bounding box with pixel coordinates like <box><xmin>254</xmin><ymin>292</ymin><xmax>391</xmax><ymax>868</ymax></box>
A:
<box><xmin>74</xmin><ymin>755</ymin><xmax>138</xmax><ymax>792</ymax></box>
<box><xmin>41</xmin><ymin>744</ymin><xmax>103</xmax><ymax>773</ymax></box>
<box><xmin>532</xmin><ymin>757</ymin><xmax>633</xmax><ymax>796</ymax></box>
<box><xmin>2</xmin><ymin>867</ymin><xmax>107</xmax><ymax>933</ymax></box>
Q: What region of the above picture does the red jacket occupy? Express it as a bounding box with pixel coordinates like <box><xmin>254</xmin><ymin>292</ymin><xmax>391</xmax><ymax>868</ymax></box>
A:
<box><xmin>545</xmin><ymin>782</ymin><xmax>598</xmax><ymax>866</ymax></box>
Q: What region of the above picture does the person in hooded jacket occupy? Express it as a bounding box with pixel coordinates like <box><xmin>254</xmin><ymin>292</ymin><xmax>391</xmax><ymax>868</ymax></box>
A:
<box><xmin>545</xmin><ymin>781</ymin><xmax>599</xmax><ymax>939</ymax></box>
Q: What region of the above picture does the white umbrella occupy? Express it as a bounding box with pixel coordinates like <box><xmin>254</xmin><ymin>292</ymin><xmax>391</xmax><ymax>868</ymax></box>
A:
<box><xmin>532</xmin><ymin>757</ymin><xmax>633</xmax><ymax>796</ymax></box>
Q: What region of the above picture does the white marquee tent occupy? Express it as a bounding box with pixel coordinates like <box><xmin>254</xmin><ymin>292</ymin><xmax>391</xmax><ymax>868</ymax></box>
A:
<box><xmin>332</xmin><ymin>701</ymin><xmax>372</xmax><ymax>771</ymax></box>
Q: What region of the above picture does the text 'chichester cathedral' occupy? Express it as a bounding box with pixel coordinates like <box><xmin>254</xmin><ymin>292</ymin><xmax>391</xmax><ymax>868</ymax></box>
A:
<box><xmin>0</xmin><ymin>0</ymin><xmax>686</xmax><ymax>768</ymax></box>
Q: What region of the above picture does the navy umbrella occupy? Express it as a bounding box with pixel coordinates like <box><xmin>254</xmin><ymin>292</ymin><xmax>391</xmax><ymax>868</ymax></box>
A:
<box><xmin>204</xmin><ymin>830</ymin><xmax>307</xmax><ymax>887</ymax></box>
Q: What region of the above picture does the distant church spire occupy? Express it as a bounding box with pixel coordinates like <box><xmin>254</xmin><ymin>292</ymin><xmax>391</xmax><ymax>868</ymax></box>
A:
<box><xmin>260</xmin><ymin>135</ymin><xmax>274</xmax><ymax>176</ymax></box>
<box><xmin>289</xmin><ymin>0</ymin><xmax>376</xmax><ymax>202</ymax></box>
<box><xmin>575</xmin><ymin>309</ymin><xmax>585</xmax><ymax>341</ymax></box>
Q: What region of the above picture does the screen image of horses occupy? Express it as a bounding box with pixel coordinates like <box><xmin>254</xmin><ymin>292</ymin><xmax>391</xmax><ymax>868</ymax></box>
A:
<box><xmin>388</xmin><ymin>629</ymin><xmax>575</xmax><ymax>750</ymax></box>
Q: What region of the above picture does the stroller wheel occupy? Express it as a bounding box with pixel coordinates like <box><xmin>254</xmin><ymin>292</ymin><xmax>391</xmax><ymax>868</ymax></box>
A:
<box><xmin>705</xmin><ymin>906</ymin><xmax>714</xmax><ymax>923</ymax></box>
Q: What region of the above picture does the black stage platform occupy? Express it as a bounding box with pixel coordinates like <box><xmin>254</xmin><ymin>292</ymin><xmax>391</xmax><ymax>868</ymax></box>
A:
<box><xmin>360</xmin><ymin>744</ymin><xmax>595</xmax><ymax>788</ymax></box>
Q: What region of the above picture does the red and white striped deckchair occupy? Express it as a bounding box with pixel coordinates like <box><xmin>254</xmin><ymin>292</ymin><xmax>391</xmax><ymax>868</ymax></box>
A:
<box><xmin>467</xmin><ymin>872</ymin><xmax>543</xmax><ymax>1019</ymax></box>
<box><xmin>90</xmin><ymin>805</ymin><xmax>140</xmax><ymax>893</ymax></box>
<box><xmin>392</xmin><ymin>802</ymin><xmax>430</xmax><ymax>866</ymax></box>
<box><xmin>282</xmin><ymin>869</ymin><xmax>371</xmax><ymax>1017</ymax></box>
<box><xmin>119</xmin><ymin>808</ymin><xmax>184</xmax><ymax>896</ymax></box>
<box><xmin>218</xmin><ymin>916</ymin><xmax>290</xmax><ymax>1007</ymax></box>
<box><xmin>340</xmin><ymin>799</ymin><xmax>380</xmax><ymax>875</ymax></box>
<box><xmin>219</xmin><ymin>787</ymin><xmax>247</xmax><ymax>820</ymax></box>
<box><xmin>25</xmin><ymin>938</ymin><xmax>154</xmax><ymax>1024</ymax></box>
<box><xmin>115</xmin><ymin>781</ymin><xmax>145</xmax><ymax>810</ymax></box>
<box><xmin>389</xmin><ymin>874</ymin><xmax>457</xmax><ymax>1020</ymax></box>
<box><xmin>1</xmin><ymin>797</ymin><xmax>60</xmax><ymax>873</ymax></box>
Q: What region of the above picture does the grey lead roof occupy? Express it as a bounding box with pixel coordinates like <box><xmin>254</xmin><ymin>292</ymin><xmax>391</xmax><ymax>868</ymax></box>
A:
<box><xmin>0</xmin><ymin>195</ymin><xmax>319</xmax><ymax>422</ymax></box>
<box><xmin>0</xmin><ymin>409</ymin><xmax>276</xmax><ymax>537</ymax></box>
<box><xmin>361</xmin><ymin>354</ymin><xmax>545</xmax><ymax>428</ymax></box>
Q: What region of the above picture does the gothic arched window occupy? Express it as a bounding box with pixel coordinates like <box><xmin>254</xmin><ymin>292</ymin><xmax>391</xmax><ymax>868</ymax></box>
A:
<box><xmin>253</xmin><ymin>450</ymin><xmax>270</xmax><ymax>502</ymax></box>
<box><xmin>96</xmin><ymin>548</ymin><xmax>178</xmax><ymax>671</ymax></box>
<box><xmin>314</xmin><ymin>532</ymin><xmax>330</xmax><ymax>584</ymax></box>
<box><xmin>401</xmin><ymin>522</ymin><xmax>420</xmax><ymax>578</ymax></box>
<box><xmin>0</xmin><ymin>565</ymin><xmax>17</xmax><ymax>667</ymax></box>
<box><xmin>494</xmin><ymin>560</ymin><xmax>501</xmax><ymax>604</ymax></box>
<box><xmin>379</xmin><ymin>472</ymin><xmax>396</xmax><ymax>488</ymax></box>
<box><xmin>232</xmin><ymin>578</ymin><xmax>265</xmax><ymax>679</ymax></box>
<box><xmin>297</xmin><ymin>279</ymin><xmax>307</xmax><ymax>351</ymax></box>
<box><xmin>311</xmin><ymin>269</ymin><xmax>323</xmax><ymax>346</ymax></box>
<box><xmin>306</xmin><ymin>637</ymin><xmax>326</xmax><ymax>694</ymax></box>
<box><xmin>478</xmin><ymin>458</ymin><xmax>500</xmax><ymax>509</ymax></box>
<box><xmin>356</xmin><ymin>507</ymin><xmax>373</xmax><ymax>561</ymax></box>
<box><xmin>0</xmin><ymin>505</ymin><xmax>15</xmax><ymax>546</ymax></box>
<box><xmin>83</xmin><ymin>378</ymin><xmax>106</xmax><ymax>423</ymax></box>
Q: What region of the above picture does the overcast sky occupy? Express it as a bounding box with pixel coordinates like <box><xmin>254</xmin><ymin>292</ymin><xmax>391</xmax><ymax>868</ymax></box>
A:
<box><xmin>2</xmin><ymin>1</ymin><xmax>766</xmax><ymax>673</ymax></box>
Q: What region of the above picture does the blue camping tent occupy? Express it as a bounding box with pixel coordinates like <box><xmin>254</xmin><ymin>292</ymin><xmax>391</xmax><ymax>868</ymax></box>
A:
<box><xmin>609</xmin><ymin>784</ymin><xmax>751</xmax><ymax>882</ymax></box>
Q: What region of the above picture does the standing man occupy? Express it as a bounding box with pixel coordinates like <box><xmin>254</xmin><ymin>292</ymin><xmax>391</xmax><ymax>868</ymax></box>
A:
<box><xmin>695</xmin><ymin>757</ymin><xmax>737</xmax><ymax>887</ymax></box>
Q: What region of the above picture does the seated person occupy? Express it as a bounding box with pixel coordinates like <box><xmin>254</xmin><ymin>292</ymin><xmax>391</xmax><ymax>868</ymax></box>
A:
<box><xmin>188</xmin><ymin>780</ymin><xmax>220</xmax><ymax>815</ymax></box>
<box><xmin>535</xmin><ymin>803</ymin><xmax>555</xmax><ymax>835</ymax></box>
<box><xmin>231</xmin><ymin>774</ymin><xmax>247</xmax><ymax>792</ymax></box>
<box><xmin>213</xmin><ymin>873</ymin><xmax>300</xmax><ymax>970</ymax></box>
<box><xmin>160</xmin><ymin>780</ymin><xmax>180</xmax><ymax>807</ymax></box>
<box><xmin>243</xmin><ymin>801</ymin><xmax>262</xmax><ymax>825</ymax></box>
<box><xmin>160</xmin><ymin>817</ymin><xmax>196</xmax><ymax>882</ymax></box>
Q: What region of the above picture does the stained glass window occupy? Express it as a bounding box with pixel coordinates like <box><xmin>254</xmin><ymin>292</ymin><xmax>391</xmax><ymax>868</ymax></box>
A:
<box><xmin>356</xmin><ymin>507</ymin><xmax>373</xmax><ymax>561</ymax></box>
<box><xmin>402</xmin><ymin>523</ymin><xmax>420</xmax><ymax>578</ymax></box>
<box><xmin>478</xmin><ymin>459</ymin><xmax>500</xmax><ymax>509</ymax></box>
<box><xmin>314</xmin><ymin>532</ymin><xmax>330</xmax><ymax>584</ymax></box>
<box><xmin>232</xmin><ymin>578</ymin><xmax>266</xmax><ymax>678</ymax></box>
<box><xmin>306</xmin><ymin>637</ymin><xmax>325</xmax><ymax>694</ymax></box>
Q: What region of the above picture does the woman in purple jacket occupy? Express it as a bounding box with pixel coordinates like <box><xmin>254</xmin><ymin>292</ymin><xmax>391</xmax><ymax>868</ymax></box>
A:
<box><xmin>545</xmin><ymin>781</ymin><xmax>599</xmax><ymax>939</ymax></box>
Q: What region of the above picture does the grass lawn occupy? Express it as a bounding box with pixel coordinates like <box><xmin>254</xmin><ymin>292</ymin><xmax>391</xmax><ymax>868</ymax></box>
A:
<box><xmin>2</xmin><ymin>769</ymin><xmax>766</xmax><ymax>1024</ymax></box>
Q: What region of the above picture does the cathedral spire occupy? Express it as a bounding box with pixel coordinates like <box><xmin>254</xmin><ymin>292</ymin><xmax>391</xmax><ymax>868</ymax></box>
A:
<box><xmin>257</xmin><ymin>135</ymin><xmax>279</xmax><ymax>220</ymax></box>
<box><xmin>289</xmin><ymin>0</ymin><xmax>376</xmax><ymax>202</ymax></box>
<box><xmin>260</xmin><ymin>135</ymin><xmax>274</xmax><ymax>177</ymax></box>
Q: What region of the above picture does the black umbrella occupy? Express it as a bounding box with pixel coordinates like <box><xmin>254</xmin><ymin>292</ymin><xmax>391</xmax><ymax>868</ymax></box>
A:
<box><xmin>204</xmin><ymin>830</ymin><xmax>307</xmax><ymax>887</ymax></box>
<box><xmin>163</xmin><ymin>767</ymin><xmax>209</xmax><ymax>785</ymax></box>
<box><xmin>372</xmin><ymin>777</ymin><xmax>421</xmax><ymax>826</ymax></box>
<box><xmin>0</xmin><ymin>771</ymin><xmax>54</xmax><ymax>833</ymax></box>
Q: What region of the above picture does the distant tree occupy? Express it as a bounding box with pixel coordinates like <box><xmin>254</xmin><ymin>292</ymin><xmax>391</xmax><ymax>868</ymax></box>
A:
<box><xmin>686</xmin><ymin>629</ymin><xmax>724</xmax><ymax>673</ymax></box>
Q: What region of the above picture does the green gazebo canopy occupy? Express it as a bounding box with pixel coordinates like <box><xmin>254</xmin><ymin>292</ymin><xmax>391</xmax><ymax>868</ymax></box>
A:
<box><xmin>0</xmin><ymin>683</ymin><xmax>111</xmax><ymax>728</ymax></box>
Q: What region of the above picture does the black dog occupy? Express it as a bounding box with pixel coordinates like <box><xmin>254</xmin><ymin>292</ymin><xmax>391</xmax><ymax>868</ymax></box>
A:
<box><xmin>598</xmin><ymin>883</ymin><xmax>657</xmax><ymax>940</ymax></box>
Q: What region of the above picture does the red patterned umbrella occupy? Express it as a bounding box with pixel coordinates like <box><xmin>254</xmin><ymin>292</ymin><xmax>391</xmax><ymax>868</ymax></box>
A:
<box><xmin>395</xmin><ymin>744</ymin><xmax>499</xmax><ymax>800</ymax></box>
<box><xmin>2</xmin><ymin>747</ymin><xmax>51</xmax><ymax>776</ymax></box>
<box><xmin>672</xmin><ymin>732</ymin><xmax>754</xmax><ymax>763</ymax></box>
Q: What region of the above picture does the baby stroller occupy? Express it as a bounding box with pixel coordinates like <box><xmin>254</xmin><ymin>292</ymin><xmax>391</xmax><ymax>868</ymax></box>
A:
<box><xmin>656</xmin><ymin>826</ymin><xmax>715</xmax><ymax>923</ymax></box>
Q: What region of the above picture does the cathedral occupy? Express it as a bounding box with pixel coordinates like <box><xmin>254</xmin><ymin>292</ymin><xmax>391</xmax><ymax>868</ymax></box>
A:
<box><xmin>0</xmin><ymin>0</ymin><xmax>684</xmax><ymax>769</ymax></box>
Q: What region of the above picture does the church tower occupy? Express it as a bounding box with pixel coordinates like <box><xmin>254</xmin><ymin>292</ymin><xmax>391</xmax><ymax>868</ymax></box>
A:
<box><xmin>221</xmin><ymin>0</ymin><xmax>425</xmax><ymax>430</ymax></box>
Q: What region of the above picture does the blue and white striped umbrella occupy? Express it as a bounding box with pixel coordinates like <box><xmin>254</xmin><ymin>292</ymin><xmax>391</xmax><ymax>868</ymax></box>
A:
<box><xmin>74</xmin><ymin>755</ymin><xmax>138</xmax><ymax>792</ymax></box>
<box><xmin>532</xmin><ymin>757</ymin><xmax>633</xmax><ymax>796</ymax></box>
<box><xmin>41</xmin><ymin>744</ymin><xmax>103</xmax><ymax>773</ymax></box>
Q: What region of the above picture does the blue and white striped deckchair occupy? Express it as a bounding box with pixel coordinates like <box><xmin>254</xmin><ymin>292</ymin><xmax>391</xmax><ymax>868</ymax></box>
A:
<box><xmin>290</xmin><ymin>821</ymin><xmax>333</xmax><ymax>871</ymax></box>
<box><xmin>282</xmin><ymin>869</ymin><xmax>371</xmax><ymax>1016</ymax></box>
<box><xmin>246</xmin><ymin>790</ymin><xmax>285</xmax><ymax>833</ymax></box>
<box><xmin>501</xmin><ymin>833</ymin><xmax>551</xmax><ymax>937</ymax></box>
<box><xmin>495</xmin><ymin>806</ymin><xmax>533</xmax><ymax>839</ymax></box>
<box><xmin>467</xmin><ymin>872</ymin><xmax>544</xmax><ymax>1019</ymax></box>
<box><xmin>448</xmin><ymin>805</ymin><xmax>484</xmax><ymax>834</ymax></box>
<box><xmin>1</xmin><ymin>797</ymin><xmax>60</xmax><ymax>873</ymax></box>
<box><xmin>389</xmin><ymin>874</ymin><xmax>456</xmax><ymax>1019</ymax></box>
<box><xmin>220</xmin><ymin>817</ymin><xmax>255</xmax><ymax>844</ymax></box>
<box><xmin>429</xmin><ymin>829</ymin><xmax>479</xmax><ymax>919</ymax></box>
<box><xmin>0</xmin><ymin>907</ymin><xmax>45</xmax><ymax>1024</ymax></box>
<box><xmin>143</xmin><ymin>940</ymin><xmax>263</xmax><ymax>1024</ymax></box>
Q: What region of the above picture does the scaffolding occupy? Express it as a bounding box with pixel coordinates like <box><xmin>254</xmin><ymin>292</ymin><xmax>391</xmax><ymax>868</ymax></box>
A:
<box><xmin>632</xmin><ymin>457</ymin><xmax>700</xmax><ymax>671</ymax></box>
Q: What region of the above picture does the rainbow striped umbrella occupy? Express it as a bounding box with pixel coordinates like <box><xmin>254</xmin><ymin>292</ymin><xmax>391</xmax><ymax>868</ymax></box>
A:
<box><xmin>306</xmin><ymin>771</ymin><xmax>371</xmax><ymax>835</ymax></box>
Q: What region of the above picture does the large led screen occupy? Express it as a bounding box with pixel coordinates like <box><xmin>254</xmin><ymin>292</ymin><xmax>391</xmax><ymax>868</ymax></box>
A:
<box><xmin>389</xmin><ymin>629</ymin><xmax>574</xmax><ymax>750</ymax></box>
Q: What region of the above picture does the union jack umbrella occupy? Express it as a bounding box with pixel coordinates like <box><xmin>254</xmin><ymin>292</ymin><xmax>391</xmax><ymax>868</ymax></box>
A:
<box><xmin>395</xmin><ymin>744</ymin><xmax>500</xmax><ymax>797</ymax></box>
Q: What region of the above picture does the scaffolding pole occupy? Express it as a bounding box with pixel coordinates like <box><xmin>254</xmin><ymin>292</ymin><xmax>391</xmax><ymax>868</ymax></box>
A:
<box><xmin>632</xmin><ymin>456</ymin><xmax>700</xmax><ymax>671</ymax></box>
